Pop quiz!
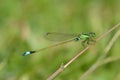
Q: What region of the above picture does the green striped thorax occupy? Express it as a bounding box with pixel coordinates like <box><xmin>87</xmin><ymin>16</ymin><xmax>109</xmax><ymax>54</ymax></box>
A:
<box><xmin>81</xmin><ymin>32</ymin><xmax>95</xmax><ymax>38</ymax></box>
<box><xmin>75</xmin><ymin>32</ymin><xmax>95</xmax><ymax>41</ymax></box>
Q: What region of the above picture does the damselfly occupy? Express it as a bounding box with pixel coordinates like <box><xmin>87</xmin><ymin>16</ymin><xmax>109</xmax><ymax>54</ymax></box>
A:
<box><xmin>23</xmin><ymin>32</ymin><xmax>95</xmax><ymax>56</ymax></box>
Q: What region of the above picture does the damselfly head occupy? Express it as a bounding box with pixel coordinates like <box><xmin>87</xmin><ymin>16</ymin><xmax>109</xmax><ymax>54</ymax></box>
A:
<box><xmin>89</xmin><ymin>32</ymin><xmax>96</xmax><ymax>37</ymax></box>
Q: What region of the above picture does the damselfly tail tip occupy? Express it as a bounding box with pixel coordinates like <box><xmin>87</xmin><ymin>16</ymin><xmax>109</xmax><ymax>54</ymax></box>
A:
<box><xmin>22</xmin><ymin>51</ymin><xmax>36</xmax><ymax>56</ymax></box>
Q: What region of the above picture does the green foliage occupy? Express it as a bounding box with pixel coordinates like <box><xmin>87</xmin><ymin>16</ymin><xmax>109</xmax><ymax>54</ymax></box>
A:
<box><xmin>0</xmin><ymin>0</ymin><xmax>120</xmax><ymax>80</ymax></box>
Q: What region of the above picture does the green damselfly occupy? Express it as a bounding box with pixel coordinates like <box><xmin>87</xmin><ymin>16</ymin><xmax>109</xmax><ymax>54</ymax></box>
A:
<box><xmin>23</xmin><ymin>32</ymin><xmax>95</xmax><ymax>56</ymax></box>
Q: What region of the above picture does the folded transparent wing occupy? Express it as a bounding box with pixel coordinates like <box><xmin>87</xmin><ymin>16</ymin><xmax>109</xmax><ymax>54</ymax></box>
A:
<box><xmin>44</xmin><ymin>32</ymin><xmax>79</xmax><ymax>41</ymax></box>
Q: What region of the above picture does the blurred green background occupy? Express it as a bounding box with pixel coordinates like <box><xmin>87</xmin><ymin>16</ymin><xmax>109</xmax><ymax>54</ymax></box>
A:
<box><xmin>0</xmin><ymin>0</ymin><xmax>120</xmax><ymax>80</ymax></box>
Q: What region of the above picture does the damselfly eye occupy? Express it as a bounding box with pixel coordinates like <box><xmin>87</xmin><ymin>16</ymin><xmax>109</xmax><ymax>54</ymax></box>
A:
<box><xmin>89</xmin><ymin>32</ymin><xmax>96</xmax><ymax>37</ymax></box>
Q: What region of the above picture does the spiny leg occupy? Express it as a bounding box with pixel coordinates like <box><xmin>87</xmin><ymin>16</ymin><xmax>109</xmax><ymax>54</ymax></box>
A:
<box><xmin>87</xmin><ymin>39</ymin><xmax>90</xmax><ymax>45</ymax></box>
<box><xmin>81</xmin><ymin>39</ymin><xmax>88</xmax><ymax>47</ymax></box>
<box><xmin>87</xmin><ymin>37</ymin><xmax>96</xmax><ymax>45</ymax></box>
